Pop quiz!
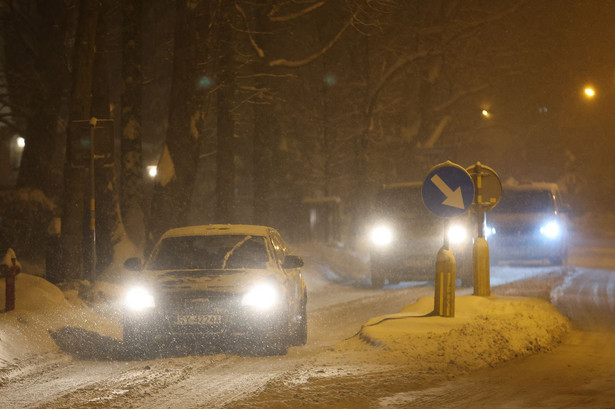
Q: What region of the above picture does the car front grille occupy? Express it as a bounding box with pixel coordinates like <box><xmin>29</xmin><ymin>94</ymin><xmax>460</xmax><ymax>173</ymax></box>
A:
<box><xmin>493</xmin><ymin>223</ymin><xmax>535</xmax><ymax>235</ymax></box>
<box><xmin>160</xmin><ymin>291</ymin><xmax>240</xmax><ymax>334</ymax></box>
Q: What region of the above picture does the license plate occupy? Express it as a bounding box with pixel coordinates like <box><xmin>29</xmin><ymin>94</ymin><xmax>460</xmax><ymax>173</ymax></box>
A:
<box><xmin>176</xmin><ymin>314</ymin><xmax>222</xmax><ymax>326</ymax></box>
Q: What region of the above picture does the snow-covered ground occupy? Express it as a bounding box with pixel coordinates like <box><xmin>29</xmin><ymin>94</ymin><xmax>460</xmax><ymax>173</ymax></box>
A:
<box><xmin>0</xmin><ymin>274</ymin><xmax>121</xmax><ymax>366</ymax></box>
<box><xmin>0</xmin><ymin>242</ymin><xmax>570</xmax><ymax>390</ymax></box>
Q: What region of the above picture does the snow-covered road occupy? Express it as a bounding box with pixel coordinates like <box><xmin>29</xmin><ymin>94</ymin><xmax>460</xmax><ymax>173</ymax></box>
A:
<box><xmin>1</xmin><ymin>266</ymin><xmax>440</xmax><ymax>408</ymax></box>
<box><xmin>1</xmin><ymin>234</ymin><xmax>614</xmax><ymax>408</ymax></box>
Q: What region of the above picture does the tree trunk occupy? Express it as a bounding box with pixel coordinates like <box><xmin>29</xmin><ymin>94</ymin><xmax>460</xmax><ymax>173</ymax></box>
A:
<box><xmin>215</xmin><ymin>3</ymin><xmax>236</xmax><ymax>224</ymax></box>
<box><xmin>60</xmin><ymin>0</ymin><xmax>101</xmax><ymax>281</ymax></box>
<box><xmin>148</xmin><ymin>0</ymin><xmax>201</xmax><ymax>246</ymax></box>
<box><xmin>120</xmin><ymin>0</ymin><xmax>145</xmax><ymax>251</ymax></box>
<box><xmin>90</xmin><ymin>0</ymin><xmax>121</xmax><ymax>279</ymax></box>
<box><xmin>4</xmin><ymin>0</ymin><xmax>69</xmax><ymax>202</ymax></box>
<box><xmin>251</xmin><ymin>4</ymin><xmax>276</xmax><ymax>227</ymax></box>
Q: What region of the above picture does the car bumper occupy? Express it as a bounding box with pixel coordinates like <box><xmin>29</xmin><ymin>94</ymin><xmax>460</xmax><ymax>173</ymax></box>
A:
<box><xmin>488</xmin><ymin>235</ymin><xmax>566</xmax><ymax>261</ymax></box>
<box><xmin>371</xmin><ymin>242</ymin><xmax>471</xmax><ymax>280</ymax></box>
<box><xmin>124</xmin><ymin>307</ymin><xmax>288</xmax><ymax>344</ymax></box>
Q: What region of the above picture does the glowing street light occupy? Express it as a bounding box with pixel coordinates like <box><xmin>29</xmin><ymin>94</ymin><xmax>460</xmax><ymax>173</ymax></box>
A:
<box><xmin>147</xmin><ymin>166</ymin><xmax>157</xmax><ymax>178</ymax></box>
<box><xmin>584</xmin><ymin>87</ymin><xmax>595</xmax><ymax>98</ymax></box>
<box><xmin>481</xmin><ymin>109</ymin><xmax>490</xmax><ymax>118</ymax></box>
<box><xmin>16</xmin><ymin>137</ymin><xmax>25</xmax><ymax>149</ymax></box>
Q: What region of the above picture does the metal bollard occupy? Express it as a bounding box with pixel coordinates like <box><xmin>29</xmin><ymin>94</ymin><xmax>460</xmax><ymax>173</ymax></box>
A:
<box><xmin>473</xmin><ymin>237</ymin><xmax>491</xmax><ymax>296</ymax></box>
<box><xmin>434</xmin><ymin>247</ymin><xmax>456</xmax><ymax>317</ymax></box>
<box><xmin>5</xmin><ymin>258</ymin><xmax>19</xmax><ymax>312</ymax></box>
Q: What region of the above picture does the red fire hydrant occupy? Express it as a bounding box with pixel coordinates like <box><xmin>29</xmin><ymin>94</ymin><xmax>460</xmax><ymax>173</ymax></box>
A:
<box><xmin>5</xmin><ymin>257</ymin><xmax>20</xmax><ymax>312</ymax></box>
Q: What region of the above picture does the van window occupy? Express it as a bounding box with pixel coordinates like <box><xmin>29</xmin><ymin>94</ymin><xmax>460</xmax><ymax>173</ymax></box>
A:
<box><xmin>493</xmin><ymin>190</ymin><xmax>555</xmax><ymax>213</ymax></box>
<box><xmin>375</xmin><ymin>186</ymin><xmax>430</xmax><ymax>216</ymax></box>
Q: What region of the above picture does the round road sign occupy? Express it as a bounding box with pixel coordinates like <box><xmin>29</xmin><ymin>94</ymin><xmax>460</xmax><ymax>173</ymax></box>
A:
<box><xmin>466</xmin><ymin>162</ymin><xmax>501</xmax><ymax>211</ymax></box>
<box><xmin>422</xmin><ymin>161</ymin><xmax>475</xmax><ymax>217</ymax></box>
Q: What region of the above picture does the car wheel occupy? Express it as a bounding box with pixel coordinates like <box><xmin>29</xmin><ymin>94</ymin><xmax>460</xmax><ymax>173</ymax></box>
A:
<box><xmin>550</xmin><ymin>253</ymin><xmax>567</xmax><ymax>266</ymax></box>
<box><xmin>252</xmin><ymin>317</ymin><xmax>290</xmax><ymax>356</ymax></box>
<box><xmin>292</xmin><ymin>297</ymin><xmax>308</xmax><ymax>346</ymax></box>
<box><xmin>371</xmin><ymin>267</ymin><xmax>385</xmax><ymax>289</ymax></box>
<box><xmin>256</xmin><ymin>334</ymin><xmax>288</xmax><ymax>356</ymax></box>
<box><xmin>123</xmin><ymin>321</ymin><xmax>156</xmax><ymax>357</ymax></box>
<box><xmin>388</xmin><ymin>277</ymin><xmax>400</xmax><ymax>285</ymax></box>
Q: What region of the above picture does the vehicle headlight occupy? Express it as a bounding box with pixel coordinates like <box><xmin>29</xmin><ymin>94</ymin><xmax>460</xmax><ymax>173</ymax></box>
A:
<box><xmin>484</xmin><ymin>224</ymin><xmax>496</xmax><ymax>239</ymax></box>
<box><xmin>370</xmin><ymin>225</ymin><xmax>393</xmax><ymax>246</ymax></box>
<box><xmin>242</xmin><ymin>282</ymin><xmax>280</xmax><ymax>311</ymax></box>
<box><xmin>447</xmin><ymin>225</ymin><xmax>468</xmax><ymax>244</ymax></box>
<box><xmin>124</xmin><ymin>286</ymin><xmax>155</xmax><ymax>311</ymax></box>
<box><xmin>540</xmin><ymin>220</ymin><xmax>562</xmax><ymax>239</ymax></box>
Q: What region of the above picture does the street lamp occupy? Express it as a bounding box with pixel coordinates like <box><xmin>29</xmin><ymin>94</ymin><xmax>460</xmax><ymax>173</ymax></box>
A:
<box><xmin>584</xmin><ymin>87</ymin><xmax>595</xmax><ymax>98</ymax></box>
<box><xmin>147</xmin><ymin>165</ymin><xmax>157</xmax><ymax>178</ymax></box>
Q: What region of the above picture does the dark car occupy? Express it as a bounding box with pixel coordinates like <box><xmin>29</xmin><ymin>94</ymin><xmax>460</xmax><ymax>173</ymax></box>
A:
<box><xmin>122</xmin><ymin>224</ymin><xmax>307</xmax><ymax>356</ymax></box>
<box><xmin>368</xmin><ymin>182</ymin><xmax>472</xmax><ymax>288</ymax></box>
<box><xmin>485</xmin><ymin>182</ymin><xmax>569</xmax><ymax>265</ymax></box>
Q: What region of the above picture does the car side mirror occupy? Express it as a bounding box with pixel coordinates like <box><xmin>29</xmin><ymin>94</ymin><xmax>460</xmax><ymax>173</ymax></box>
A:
<box><xmin>124</xmin><ymin>257</ymin><xmax>143</xmax><ymax>271</ymax></box>
<box><xmin>282</xmin><ymin>255</ymin><xmax>304</xmax><ymax>269</ymax></box>
<box><xmin>559</xmin><ymin>203</ymin><xmax>572</xmax><ymax>216</ymax></box>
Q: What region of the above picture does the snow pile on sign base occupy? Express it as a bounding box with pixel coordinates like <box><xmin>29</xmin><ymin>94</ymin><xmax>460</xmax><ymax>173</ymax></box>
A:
<box><xmin>342</xmin><ymin>295</ymin><xmax>570</xmax><ymax>372</ymax></box>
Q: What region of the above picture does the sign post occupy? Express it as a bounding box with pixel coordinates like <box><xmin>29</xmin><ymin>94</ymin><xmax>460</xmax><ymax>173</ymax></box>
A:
<box><xmin>466</xmin><ymin>162</ymin><xmax>501</xmax><ymax>297</ymax></box>
<box><xmin>422</xmin><ymin>161</ymin><xmax>474</xmax><ymax>317</ymax></box>
<box><xmin>69</xmin><ymin>118</ymin><xmax>114</xmax><ymax>281</ymax></box>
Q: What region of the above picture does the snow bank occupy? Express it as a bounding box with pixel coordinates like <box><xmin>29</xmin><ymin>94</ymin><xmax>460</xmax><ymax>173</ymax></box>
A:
<box><xmin>0</xmin><ymin>274</ymin><xmax>121</xmax><ymax>364</ymax></box>
<box><xmin>338</xmin><ymin>295</ymin><xmax>570</xmax><ymax>373</ymax></box>
<box><xmin>294</xmin><ymin>242</ymin><xmax>371</xmax><ymax>288</ymax></box>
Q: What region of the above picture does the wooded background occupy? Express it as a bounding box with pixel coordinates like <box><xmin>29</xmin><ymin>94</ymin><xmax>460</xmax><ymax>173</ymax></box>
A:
<box><xmin>1</xmin><ymin>0</ymin><xmax>614</xmax><ymax>281</ymax></box>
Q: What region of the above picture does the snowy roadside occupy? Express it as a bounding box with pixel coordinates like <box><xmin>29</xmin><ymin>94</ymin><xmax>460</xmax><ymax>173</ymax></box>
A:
<box><xmin>342</xmin><ymin>295</ymin><xmax>569</xmax><ymax>369</ymax></box>
<box><xmin>0</xmin><ymin>274</ymin><xmax>122</xmax><ymax>369</ymax></box>
<box><xmin>228</xmin><ymin>292</ymin><xmax>570</xmax><ymax>409</ymax></box>
<box><xmin>0</xmin><ymin>242</ymin><xmax>570</xmax><ymax>404</ymax></box>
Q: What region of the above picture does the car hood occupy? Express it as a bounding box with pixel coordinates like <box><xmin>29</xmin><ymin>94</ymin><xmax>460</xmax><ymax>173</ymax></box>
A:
<box><xmin>137</xmin><ymin>268</ymin><xmax>282</xmax><ymax>295</ymax></box>
<box><xmin>487</xmin><ymin>212</ymin><xmax>557</xmax><ymax>225</ymax></box>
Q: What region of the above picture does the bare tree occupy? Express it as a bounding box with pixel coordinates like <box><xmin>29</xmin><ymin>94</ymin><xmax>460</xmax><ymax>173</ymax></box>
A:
<box><xmin>120</xmin><ymin>0</ymin><xmax>145</xmax><ymax>251</ymax></box>
<box><xmin>60</xmin><ymin>0</ymin><xmax>101</xmax><ymax>280</ymax></box>
<box><xmin>148</xmin><ymin>0</ymin><xmax>205</xmax><ymax>245</ymax></box>
<box><xmin>214</xmin><ymin>0</ymin><xmax>236</xmax><ymax>223</ymax></box>
<box><xmin>1</xmin><ymin>0</ymin><xmax>70</xmax><ymax>201</ymax></box>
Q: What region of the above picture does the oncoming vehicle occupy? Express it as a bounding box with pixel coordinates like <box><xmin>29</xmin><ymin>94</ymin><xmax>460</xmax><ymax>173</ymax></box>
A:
<box><xmin>485</xmin><ymin>182</ymin><xmax>569</xmax><ymax>265</ymax></box>
<box><xmin>368</xmin><ymin>182</ymin><xmax>472</xmax><ymax>288</ymax></box>
<box><xmin>122</xmin><ymin>224</ymin><xmax>307</xmax><ymax>356</ymax></box>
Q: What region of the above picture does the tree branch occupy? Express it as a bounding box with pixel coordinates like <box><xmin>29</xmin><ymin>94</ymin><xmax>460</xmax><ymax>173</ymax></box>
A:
<box><xmin>433</xmin><ymin>84</ymin><xmax>489</xmax><ymax>112</ymax></box>
<box><xmin>235</xmin><ymin>3</ymin><xmax>264</xmax><ymax>57</ymax></box>
<box><xmin>268</xmin><ymin>1</ymin><xmax>326</xmax><ymax>22</ymax></box>
<box><xmin>269</xmin><ymin>17</ymin><xmax>352</xmax><ymax>67</ymax></box>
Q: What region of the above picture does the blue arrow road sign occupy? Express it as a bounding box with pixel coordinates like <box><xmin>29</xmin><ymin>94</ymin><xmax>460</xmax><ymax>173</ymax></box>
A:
<box><xmin>422</xmin><ymin>162</ymin><xmax>475</xmax><ymax>217</ymax></box>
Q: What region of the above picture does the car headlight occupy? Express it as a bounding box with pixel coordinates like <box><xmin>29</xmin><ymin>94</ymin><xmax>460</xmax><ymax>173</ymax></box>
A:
<box><xmin>447</xmin><ymin>225</ymin><xmax>468</xmax><ymax>244</ymax></box>
<box><xmin>370</xmin><ymin>225</ymin><xmax>393</xmax><ymax>246</ymax></box>
<box><xmin>540</xmin><ymin>220</ymin><xmax>562</xmax><ymax>239</ymax></box>
<box><xmin>484</xmin><ymin>224</ymin><xmax>496</xmax><ymax>239</ymax></box>
<box><xmin>242</xmin><ymin>282</ymin><xmax>280</xmax><ymax>311</ymax></box>
<box><xmin>124</xmin><ymin>286</ymin><xmax>155</xmax><ymax>311</ymax></box>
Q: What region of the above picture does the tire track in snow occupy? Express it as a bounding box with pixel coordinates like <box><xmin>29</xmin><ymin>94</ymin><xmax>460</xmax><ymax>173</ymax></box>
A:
<box><xmin>551</xmin><ymin>268</ymin><xmax>615</xmax><ymax>329</ymax></box>
<box><xmin>132</xmin><ymin>355</ymin><xmax>296</xmax><ymax>409</ymax></box>
<box><xmin>607</xmin><ymin>272</ymin><xmax>615</xmax><ymax>313</ymax></box>
<box><xmin>30</xmin><ymin>354</ymin><xmax>230</xmax><ymax>409</ymax></box>
<box><xmin>0</xmin><ymin>354</ymin><xmax>145</xmax><ymax>409</ymax></box>
<box><xmin>0</xmin><ymin>353</ymin><xmax>71</xmax><ymax>387</ymax></box>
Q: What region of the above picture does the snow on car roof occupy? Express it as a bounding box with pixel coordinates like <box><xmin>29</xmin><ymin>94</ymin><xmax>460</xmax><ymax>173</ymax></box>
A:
<box><xmin>381</xmin><ymin>181</ymin><xmax>422</xmax><ymax>190</ymax></box>
<box><xmin>161</xmin><ymin>224</ymin><xmax>273</xmax><ymax>239</ymax></box>
<box><xmin>502</xmin><ymin>181</ymin><xmax>559</xmax><ymax>192</ymax></box>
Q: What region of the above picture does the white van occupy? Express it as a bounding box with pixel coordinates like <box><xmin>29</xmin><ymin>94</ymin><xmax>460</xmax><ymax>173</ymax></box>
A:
<box><xmin>485</xmin><ymin>182</ymin><xmax>569</xmax><ymax>265</ymax></box>
<box><xmin>368</xmin><ymin>182</ymin><xmax>472</xmax><ymax>288</ymax></box>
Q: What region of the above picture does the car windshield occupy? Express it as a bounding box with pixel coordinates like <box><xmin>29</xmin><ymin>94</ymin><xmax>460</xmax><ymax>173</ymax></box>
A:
<box><xmin>148</xmin><ymin>235</ymin><xmax>269</xmax><ymax>270</ymax></box>
<box><xmin>375</xmin><ymin>186</ymin><xmax>430</xmax><ymax>217</ymax></box>
<box><xmin>493</xmin><ymin>189</ymin><xmax>555</xmax><ymax>213</ymax></box>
